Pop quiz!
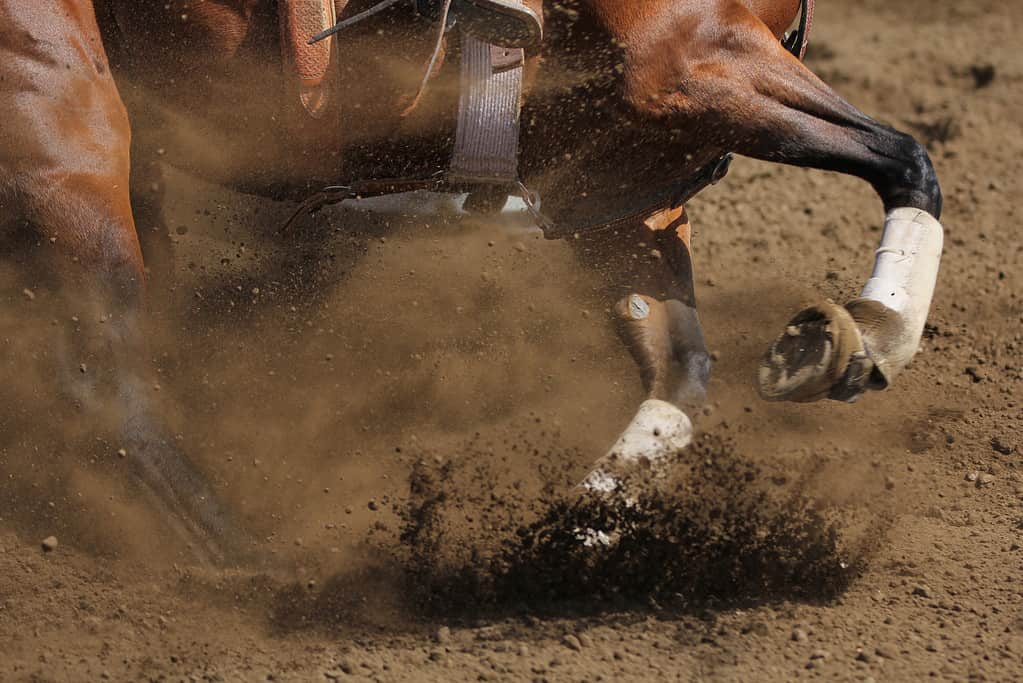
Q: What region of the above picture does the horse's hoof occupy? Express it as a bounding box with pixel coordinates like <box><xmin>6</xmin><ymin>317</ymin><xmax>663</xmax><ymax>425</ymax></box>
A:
<box><xmin>575</xmin><ymin>399</ymin><xmax>692</xmax><ymax>548</ymax></box>
<box><xmin>580</xmin><ymin>399</ymin><xmax>693</xmax><ymax>494</ymax></box>
<box><xmin>757</xmin><ymin>300</ymin><xmax>865</xmax><ymax>403</ymax></box>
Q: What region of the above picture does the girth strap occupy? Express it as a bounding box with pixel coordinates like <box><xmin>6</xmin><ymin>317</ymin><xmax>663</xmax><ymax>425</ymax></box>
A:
<box><xmin>448</xmin><ymin>38</ymin><xmax>525</xmax><ymax>185</ymax></box>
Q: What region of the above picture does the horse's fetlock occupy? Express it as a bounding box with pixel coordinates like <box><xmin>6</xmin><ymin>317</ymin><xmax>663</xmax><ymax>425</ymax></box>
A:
<box><xmin>894</xmin><ymin>132</ymin><xmax>943</xmax><ymax>217</ymax></box>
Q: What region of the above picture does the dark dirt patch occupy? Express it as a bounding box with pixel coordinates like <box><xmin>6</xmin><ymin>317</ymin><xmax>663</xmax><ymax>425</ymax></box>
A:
<box><xmin>390</xmin><ymin>435</ymin><xmax>863</xmax><ymax>618</ymax></box>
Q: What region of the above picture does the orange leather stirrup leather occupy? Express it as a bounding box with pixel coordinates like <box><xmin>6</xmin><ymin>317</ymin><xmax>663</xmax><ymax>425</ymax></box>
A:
<box><xmin>278</xmin><ymin>0</ymin><xmax>341</xmax><ymax>118</ymax></box>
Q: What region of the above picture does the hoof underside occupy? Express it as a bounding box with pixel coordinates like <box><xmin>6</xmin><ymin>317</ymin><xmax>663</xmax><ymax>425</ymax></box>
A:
<box><xmin>757</xmin><ymin>301</ymin><xmax>864</xmax><ymax>403</ymax></box>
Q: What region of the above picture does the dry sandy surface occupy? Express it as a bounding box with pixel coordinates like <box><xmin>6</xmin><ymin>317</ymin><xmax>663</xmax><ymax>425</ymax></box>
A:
<box><xmin>2</xmin><ymin>1</ymin><xmax>1022</xmax><ymax>681</ymax></box>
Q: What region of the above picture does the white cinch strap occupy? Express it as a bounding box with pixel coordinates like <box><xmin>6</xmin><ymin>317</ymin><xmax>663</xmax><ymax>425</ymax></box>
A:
<box><xmin>858</xmin><ymin>207</ymin><xmax>944</xmax><ymax>376</ymax></box>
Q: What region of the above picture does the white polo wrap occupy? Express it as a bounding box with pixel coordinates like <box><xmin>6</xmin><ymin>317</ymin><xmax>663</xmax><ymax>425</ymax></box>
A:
<box><xmin>857</xmin><ymin>207</ymin><xmax>944</xmax><ymax>379</ymax></box>
<box><xmin>581</xmin><ymin>399</ymin><xmax>692</xmax><ymax>494</ymax></box>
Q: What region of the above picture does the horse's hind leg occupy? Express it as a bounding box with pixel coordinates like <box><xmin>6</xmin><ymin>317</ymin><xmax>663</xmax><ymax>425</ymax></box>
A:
<box><xmin>571</xmin><ymin>207</ymin><xmax>709</xmax><ymax>491</ymax></box>
<box><xmin>625</xmin><ymin>3</ymin><xmax>943</xmax><ymax>404</ymax></box>
<box><xmin>0</xmin><ymin>1</ymin><xmax>239</xmax><ymax>562</ymax></box>
<box><xmin>129</xmin><ymin>138</ymin><xmax>176</xmax><ymax>284</ymax></box>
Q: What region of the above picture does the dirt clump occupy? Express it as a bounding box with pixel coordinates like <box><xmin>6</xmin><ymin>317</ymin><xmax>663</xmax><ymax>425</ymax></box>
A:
<box><xmin>393</xmin><ymin>434</ymin><xmax>858</xmax><ymax>616</ymax></box>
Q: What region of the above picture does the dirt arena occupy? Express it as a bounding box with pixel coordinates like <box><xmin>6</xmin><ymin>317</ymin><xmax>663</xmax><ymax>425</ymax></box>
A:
<box><xmin>2</xmin><ymin>0</ymin><xmax>1022</xmax><ymax>680</ymax></box>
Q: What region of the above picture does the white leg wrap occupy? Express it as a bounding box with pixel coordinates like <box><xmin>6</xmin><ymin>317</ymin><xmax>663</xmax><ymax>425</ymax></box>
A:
<box><xmin>855</xmin><ymin>207</ymin><xmax>943</xmax><ymax>382</ymax></box>
<box><xmin>581</xmin><ymin>399</ymin><xmax>692</xmax><ymax>494</ymax></box>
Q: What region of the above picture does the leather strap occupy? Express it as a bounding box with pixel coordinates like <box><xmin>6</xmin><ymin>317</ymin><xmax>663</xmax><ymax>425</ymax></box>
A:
<box><xmin>528</xmin><ymin>154</ymin><xmax>732</xmax><ymax>240</ymax></box>
<box><xmin>278</xmin><ymin>0</ymin><xmax>342</xmax><ymax>118</ymax></box>
<box><xmin>783</xmin><ymin>0</ymin><xmax>814</xmax><ymax>61</ymax></box>
<box><xmin>448</xmin><ymin>36</ymin><xmax>525</xmax><ymax>185</ymax></box>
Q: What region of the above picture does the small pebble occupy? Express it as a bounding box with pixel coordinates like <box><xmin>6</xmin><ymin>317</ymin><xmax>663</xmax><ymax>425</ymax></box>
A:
<box><xmin>912</xmin><ymin>584</ymin><xmax>932</xmax><ymax>598</ymax></box>
<box><xmin>744</xmin><ymin>621</ymin><xmax>769</xmax><ymax>637</ymax></box>
<box><xmin>562</xmin><ymin>634</ymin><xmax>582</xmax><ymax>652</ymax></box>
<box><xmin>41</xmin><ymin>536</ymin><xmax>58</xmax><ymax>552</ymax></box>
<box><xmin>875</xmin><ymin>645</ymin><xmax>895</xmax><ymax>659</ymax></box>
<box><xmin>991</xmin><ymin>437</ymin><xmax>1015</xmax><ymax>455</ymax></box>
<box><xmin>791</xmin><ymin>628</ymin><xmax>808</xmax><ymax>643</ymax></box>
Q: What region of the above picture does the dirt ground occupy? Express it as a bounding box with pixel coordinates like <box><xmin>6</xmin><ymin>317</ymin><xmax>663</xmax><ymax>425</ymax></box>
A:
<box><xmin>2</xmin><ymin>0</ymin><xmax>1022</xmax><ymax>680</ymax></box>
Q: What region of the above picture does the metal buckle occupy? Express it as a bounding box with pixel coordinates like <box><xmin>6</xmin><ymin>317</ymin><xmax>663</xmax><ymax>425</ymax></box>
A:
<box><xmin>516</xmin><ymin>181</ymin><xmax>555</xmax><ymax>232</ymax></box>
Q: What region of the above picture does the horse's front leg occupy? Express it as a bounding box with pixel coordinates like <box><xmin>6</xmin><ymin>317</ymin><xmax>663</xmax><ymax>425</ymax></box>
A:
<box><xmin>570</xmin><ymin>207</ymin><xmax>710</xmax><ymax>492</ymax></box>
<box><xmin>618</xmin><ymin>2</ymin><xmax>943</xmax><ymax>404</ymax></box>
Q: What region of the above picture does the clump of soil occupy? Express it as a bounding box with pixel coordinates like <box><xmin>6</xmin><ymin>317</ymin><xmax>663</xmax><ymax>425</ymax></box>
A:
<box><xmin>393</xmin><ymin>434</ymin><xmax>859</xmax><ymax>617</ymax></box>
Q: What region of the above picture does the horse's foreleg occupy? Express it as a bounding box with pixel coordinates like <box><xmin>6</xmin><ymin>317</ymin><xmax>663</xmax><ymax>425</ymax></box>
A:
<box><xmin>571</xmin><ymin>207</ymin><xmax>709</xmax><ymax>492</ymax></box>
<box><xmin>632</xmin><ymin>7</ymin><xmax>943</xmax><ymax>403</ymax></box>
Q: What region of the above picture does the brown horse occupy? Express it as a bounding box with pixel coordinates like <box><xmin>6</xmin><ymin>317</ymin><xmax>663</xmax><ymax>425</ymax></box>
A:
<box><xmin>0</xmin><ymin>0</ymin><xmax>942</xmax><ymax>558</ymax></box>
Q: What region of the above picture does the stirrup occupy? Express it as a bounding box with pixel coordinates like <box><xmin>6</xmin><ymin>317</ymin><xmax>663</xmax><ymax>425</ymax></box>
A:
<box><xmin>449</xmin><ymin>0</ymin><xmax>542</xmax><ymax>49</ymax></box>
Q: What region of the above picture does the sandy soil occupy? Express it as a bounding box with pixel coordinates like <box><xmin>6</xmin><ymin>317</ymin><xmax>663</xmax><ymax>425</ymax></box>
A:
<box><xmin>2</xmin><ymin>0</ymin><xmax>1022</xmax><ymax>680</ymax></box>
